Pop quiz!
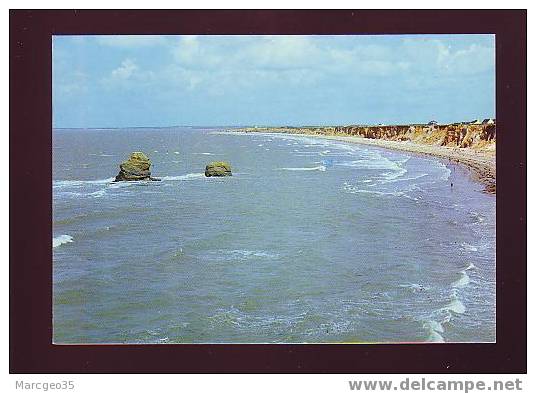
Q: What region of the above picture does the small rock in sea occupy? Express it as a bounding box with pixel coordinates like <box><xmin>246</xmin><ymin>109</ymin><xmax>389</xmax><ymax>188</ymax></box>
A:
<box><xmin>205</xmin><ymin>161</ymin><xmax>232</xmax><ymax>177</ymax></box>
<box><xmin>114</xmin><ymin>152</ymin><xmax>160</xmax><ymax>181</ymax></box>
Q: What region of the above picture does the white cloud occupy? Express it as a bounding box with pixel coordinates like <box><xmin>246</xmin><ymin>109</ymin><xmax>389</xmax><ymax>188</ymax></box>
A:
<box><xmin>172</xmin><ymin>36</ymin><xmax>225</xmax><ymax>68</ymax></box>
<box><xmin>244</xmin><ymin>36</ymin><xmax>320</xmax><ymax>69</ymax></box>
<box><xmin>400</xmin><ymin>37</ymin><xmax>494</xmax><ymax>76</ymax></box>
<box><xmin>102</xmin><ymin>59</ymin><xmax>156</xmax><ymax>88</ymax></box>
<box><xmin>440</xmin><ymin>44</ymin><xmax>495</xmax><ymax>75</ymax></box>
<box><xmin>169</xmin><ymin>35</ymin><xmax>442</xmax><ymax>81</ymax></box>
<box><xmin>57</xmin><ymin>35</ymin><xmax>496</xmax><ymax>101</ymax></box>
<box><xmin>111</xmin><ymin>59</ymin><xmax>138</xmax><ymax>80</ymax></box>
<box><xmin>164</xmin><ymin>65</ymin><xmax>205</xmax><ymax>90</ymax></box>
<box><xmin>165</xmin><ymin>35</ymin><xmax>419</xmax><ymax>94</ymax></box>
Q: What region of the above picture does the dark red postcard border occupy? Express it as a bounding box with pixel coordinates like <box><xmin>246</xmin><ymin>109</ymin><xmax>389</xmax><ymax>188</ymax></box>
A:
<box><xmin>10</xmin><ymin>9</ymin><xmax>527</xmax><ymax>374</ymax></box>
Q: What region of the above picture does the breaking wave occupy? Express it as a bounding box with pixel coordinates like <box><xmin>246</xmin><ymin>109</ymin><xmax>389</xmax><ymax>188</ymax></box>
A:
<box><xmin>53</xmin><ymin>178</ymin><xmax>115</xmax><ymax>188</ymax></box>
<box><xmin>53</xmin><ymin>234</ymin><xmax>73</xmax><ymax>248</ymax></box>
<box><xmin>160</xmin><ymin>173</ymin><xmax>205</xmax><ymax>181</ymax></box>
<box><xmin>279</xmin><ymin>165</ymin><xmax>326</xmax><ymax>172</ymax></box>
<box><xmin>452</xmin><ymin>271</ymin><xmax>470</xmax><ymax>288</ymax></box>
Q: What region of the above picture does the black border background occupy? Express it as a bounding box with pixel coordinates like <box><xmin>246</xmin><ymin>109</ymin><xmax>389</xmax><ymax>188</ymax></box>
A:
<box><xmin>10</xmin><ymin>9</ymin><xmax>527</xmax><ymax>373</ymax></box>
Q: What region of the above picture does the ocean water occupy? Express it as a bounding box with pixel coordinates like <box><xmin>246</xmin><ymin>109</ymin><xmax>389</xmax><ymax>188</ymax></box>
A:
<box><xmin>52</xmin><ymin>127</ymin><xmax>496</xmax><ymax>343</ymax></box>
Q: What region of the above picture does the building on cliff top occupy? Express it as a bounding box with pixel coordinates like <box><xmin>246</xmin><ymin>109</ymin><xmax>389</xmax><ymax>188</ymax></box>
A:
<box><xmin>427</xmin><ymin>120</ymin><xmax>438</xmax><ymax>126</ymax></box>
<box><xmin>482</xmin><ymin>118</ymin><xmax>495</xmax><ymax>125</ymax></box>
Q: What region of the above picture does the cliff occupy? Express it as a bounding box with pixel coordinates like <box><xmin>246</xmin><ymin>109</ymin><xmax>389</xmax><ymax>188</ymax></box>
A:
<box><xmin>334</xmin><ymin>124</ymin><xmax>496</xmax><ymax>152</ymax></box>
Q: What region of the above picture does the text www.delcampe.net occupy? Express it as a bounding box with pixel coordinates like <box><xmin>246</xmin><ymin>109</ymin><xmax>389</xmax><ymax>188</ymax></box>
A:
<box><xmin>348</xmin><ymin>378</ymin><xmax>523</xmax><ymax>392</ymax></box>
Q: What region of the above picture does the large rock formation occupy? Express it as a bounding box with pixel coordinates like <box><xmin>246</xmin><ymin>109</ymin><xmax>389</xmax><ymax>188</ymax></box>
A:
<box><xmin>114</xmin><ymin>152</ymin><xmax>159</xmax><ymax>181</ymax></box>
<box><xmin>205</xmin><ymin>161</ymin><xmax>232</xmax><ymax>177</ymax></box>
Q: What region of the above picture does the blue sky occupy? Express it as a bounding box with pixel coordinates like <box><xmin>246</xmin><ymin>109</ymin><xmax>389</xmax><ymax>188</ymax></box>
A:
<box><xmin>52</xmin><ymin>34</ymin><xmax>495</xmax><ymax>128</ymax></box>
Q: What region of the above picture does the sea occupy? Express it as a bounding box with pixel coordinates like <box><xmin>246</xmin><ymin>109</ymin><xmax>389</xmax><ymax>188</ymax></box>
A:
<box><xmin>53</xmin><ymin>127</ymin><xmax>496</xmax><ymax>343</ymax></box>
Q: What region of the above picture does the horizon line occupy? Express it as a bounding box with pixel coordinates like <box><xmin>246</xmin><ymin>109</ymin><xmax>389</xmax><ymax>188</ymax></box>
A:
<box><xmin>52</xmin><ymin>118</ymin><xmax>496</xmax><ymax>130</ymax></box>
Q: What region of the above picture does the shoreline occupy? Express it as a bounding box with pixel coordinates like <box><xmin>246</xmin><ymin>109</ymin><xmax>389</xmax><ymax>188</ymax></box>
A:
<box><xmin>316</xmin><ymin>135</ymin><xmax>495</xmax><ymax>194</ymax></box>
<box><xmin>232</xmin><ymin>130</ymin><xmax>496</xmax><ymax>194</ymax></box>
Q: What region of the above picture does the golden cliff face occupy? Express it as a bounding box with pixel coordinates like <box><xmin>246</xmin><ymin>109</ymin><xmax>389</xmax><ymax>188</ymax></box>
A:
<box><xmin>332</xmin><ymin>123</ymin><xmax>496</xmax><ymax>152</ymax></box>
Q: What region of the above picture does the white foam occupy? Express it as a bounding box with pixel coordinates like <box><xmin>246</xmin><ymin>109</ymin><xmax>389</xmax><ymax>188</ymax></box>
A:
<box><xmin>379</xmin><ymin>168</ymin><xmax>408</xmax><ymax>181</ymax></box>
<box><xmin>211</xmin><ymin>249</ymin><xmax>279</xmax><ymax>261</ymax></box>
<box><xmin>443</xmin><ymin>298</ymin><xmax>466</xmax><ymax>314</ymax></box>
<box><xmin>174</xmin><ymin>151</ymin><xmax>180</xmax><ymax>155</ymax></box>
<box><xmin>278</xmin><ymin>165</ymin><xmax>326</xmax><ymax>172</ymax></box>
<box><xmin>53</xmin><ymin>235</ymin><xmax>73</xmax><ymax>248</ymax></box>
<box><xmin>461</xmin><ymin>242</ymin><xmax>478</xmax><ymax>252</ymax></box>
<box><xmin>88</xmin><ymin>189</ymin><xmax>107</xmax><ymax>198</ymax></box>
<box><xmin>380</xmin><ymin>173</ymin><xmax>428</xmax><ymax>184</ymax></box>
<box><xmin>343</xmin><ymin>184</ymin><xmax>406</xmax><ymax>198</ymax></box>
<box><xmin>452</xmin><ymin>271</ymin><xmax>470</xmax><ymax>288</ymax></box>
<box><xmin>336</xmin><ymin>156</ymin><xmax>402</xmax><ymax>173</ymax></box>
<box><xmin>296</xmin><ymin>152</ymin><xmax>324</xmax><ymax>156</ymax></box>
<box><xmin>395</xmin><ymin>156</ymin><xmax>411</xmax><ymax>165</ymax></box>
<box><xmin>439</xmin><ymin>164</ymin><xmax>452</xmax><ymax>181</ymax></box>
<box><xmin>425</xmin><ymin>320</ymin><xmax>445</xmax><ymax>333</ymax></box>
<box><xmin>469</xmin><ymin>211</ymin><xmax>485</xmax><ymax>223</ymax></box>
<box><xmin>108</xmin><ymin>181</ymin><xmax>136</xmax><ymax>189</ymax></box>
<box><xmin>161</xmin><ymin>173</ymin><xmax>205</xmax><ymax>181</ymax></box>
<box><xmin>228</xmin><ymin>250</ymin><xmax>277</xmax><ymax>259</ymax></box>
<box><xmin>424</xmin><ymin>319</ymin><xmax>446</xmax><ymax>342</ymax></box>
<box><xmin>465</xmin><ymin>262</ymin><xmax>477</xmax><ymax>271</ymax></box>
<box><xmin>53</xmin><ymin>177</ymin><xmax>115</xmax><ymax>187</ymax></box>
<box><xmin>400</xmin><ymin>283</ymin><xmax>429</xmax><ymax>293</ymax></box>
<box><xmin>427</xmin><ymin>329</ymin><xmax>445</xmax><ymax>342</ymax></box>
<box><xmin>321</xmin><ymin>151</ymin><xmax>354</xmax><ymax>157</ymax></box>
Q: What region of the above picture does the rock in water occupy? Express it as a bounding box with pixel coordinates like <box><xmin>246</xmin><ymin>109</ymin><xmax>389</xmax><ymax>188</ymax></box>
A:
<box><xmin>205</xmin><ymin>161</ymin><xmax>232</xmax><ymax>177</ymax></box>
<box><xmin>114</xmin><ymin>152</ymin><xmax>157</xmax><ymax>181</ymax></box>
